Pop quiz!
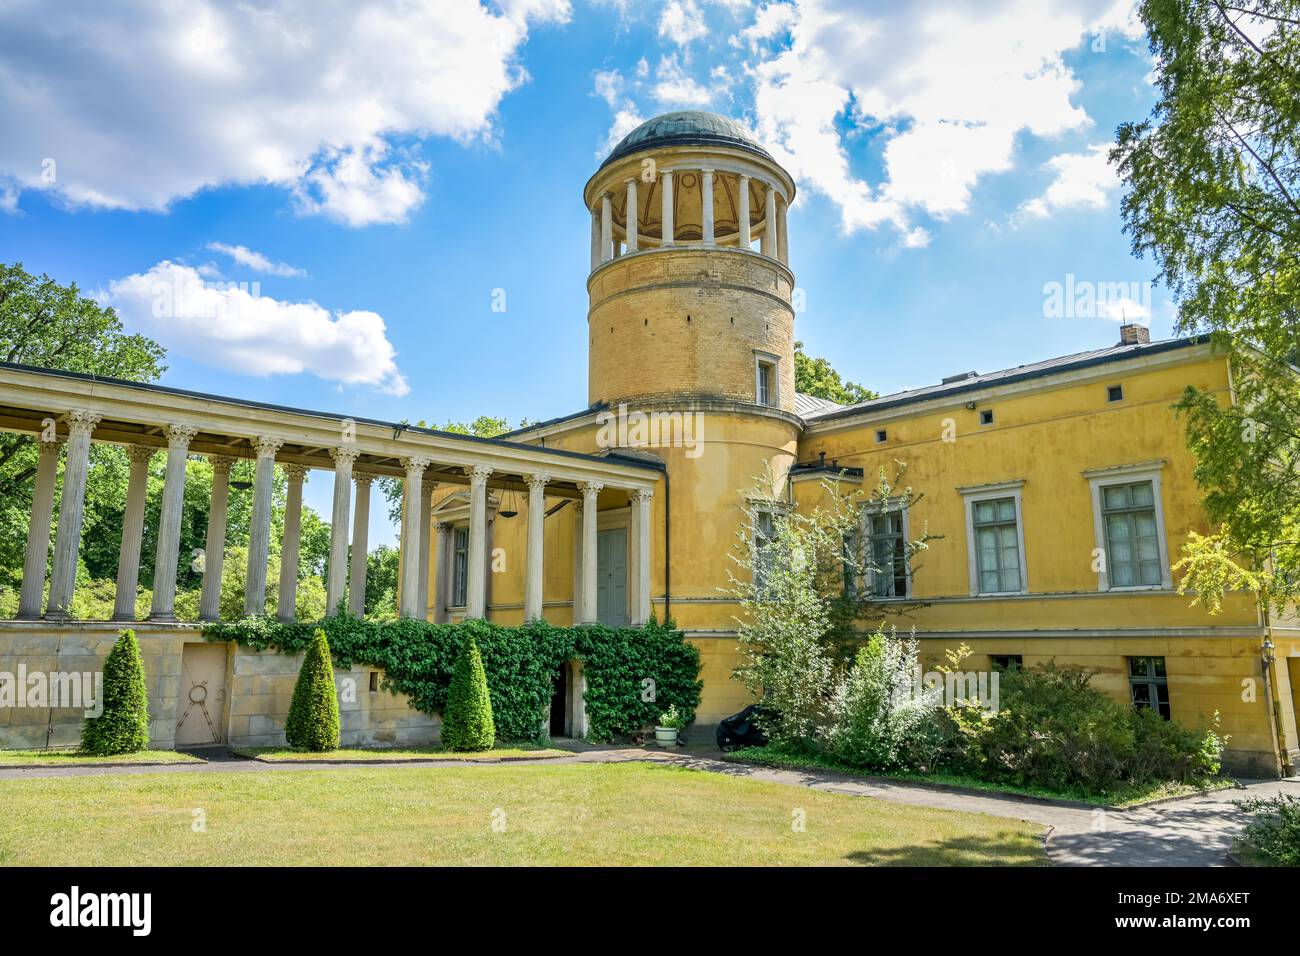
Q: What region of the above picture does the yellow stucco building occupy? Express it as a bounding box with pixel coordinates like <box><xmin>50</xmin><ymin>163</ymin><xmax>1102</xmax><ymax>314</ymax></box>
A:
<box><xmin>417</xmin><ymin>111</ymin><xmax>1300</xmax><ymax>777</ymax></box>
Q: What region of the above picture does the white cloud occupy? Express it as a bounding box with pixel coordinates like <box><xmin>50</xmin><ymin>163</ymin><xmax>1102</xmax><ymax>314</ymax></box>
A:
<box><xmin>653</xmin><ymin>55</ymin><xmax>715</xmax><ymax>106</ymax></box>
<box><xmin>738</xmin><ymin>2</ymin><xmax>797</xmax><ymax>49</ymax></box>
<box><xmin>207</xmin><ymin>243</ymin><xmax>304</xmax><ymax>277</ymax></box>
<box><xmin>1018</xmin><ymin>143</ymin><xmax>1117</xmax><ymax>219</ymax></box>
<box><xmin>660</xmin><ymin>0</ymin><xmax>709</xmax><ymax>45</ymax></box>
<box><xmin>104</xmin><ymin>261</ymin><xmax>408</xmax><ymax>395</ymax></box>
<box><xmin>0</xmin><ymin>0</ymin><xmax>569</xmax><ymax>225</ymax></box>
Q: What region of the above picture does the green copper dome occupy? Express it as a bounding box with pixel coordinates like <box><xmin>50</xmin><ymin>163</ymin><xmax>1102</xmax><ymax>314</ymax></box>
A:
<box><xmin>601</xmin><ymin>111</ymin><xmax>773</xmax><ymax>168</ymax></box>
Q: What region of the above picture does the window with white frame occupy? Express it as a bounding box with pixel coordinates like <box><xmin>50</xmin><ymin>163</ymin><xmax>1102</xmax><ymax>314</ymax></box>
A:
<box><xmin>866</xmin><ymin>508</ymin><xmax>908</xmax><ymax>598</ymax></box>
<box><xmin>1086</xmin><ymin>464</ymin><xmax>1170</xmax><ymax>590</ymax></box>
<box><xmin>960</xmin><ymin>481</ymin><xmax>1027</xmax><ymax>595</ymax></box>
<box><xmin>754</xmin><ymin>353</ymin><xmax>778</xmax><ymax>407</ymax></box>
<box><xmin>752</xmin><ymin>508</ymin><xmax>777</xmax><ymax>592</ymax></box>
<box><xmin>451</xmin><ymin>525</ymin><xmax>469</xmax><ymax>606</ymax></box>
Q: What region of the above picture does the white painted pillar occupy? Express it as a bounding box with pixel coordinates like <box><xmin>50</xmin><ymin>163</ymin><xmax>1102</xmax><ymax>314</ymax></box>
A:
<box><xmin>243</xmin><ymin>436</ymin><xmax>283</xmax><ymax>617</ymax></box>
<box><xmin>276</xmin><ymin>463</ymin><xmax>307</xmax><ymax>623</ymax></box>
<box><xmin>326</xmin><ymin>445</ymin><xmax>358</xmax><ymax>616</ymax></box>
<box><xmin>590</xmin><ymin>209</ymin><xmax>601</xmax><ymax>271</ymax></box>
<box><xmin>524</xmin><ymin>472</ymin><xmax>549</xmax><ymax>621</ymax></box>
<box><xmin>701</xmin><ymin>168</ymin><xmax>715</xmax><ymax>245</ymax></box>
<box><xmin>18</xmin><ymin>434</ymin><xmax>63</xmax><ymax>619</ymax></box>
<box><xmin>148</xmin><ymin>423</ymin><xmax>198</xmax><ymax>621</ymax></box>
<box><xmin>113</xmin><ymin>444</ymin><xmax>156</xmax><ymax>621</ymax></box>
<box><xmin>661</xmin><ymin>170</ymin><xmax>674</xmax><ymax>246</ymax></box>
<box><xmin>348</xmin><ymin>473</ymin><xmax>372</xmax><ymax>617</ymax></box>
<box><xmin>763</xmin><ymin>182</ymin><xmax>777</xmax><ymax>257</ymax></box>
<box><xmin>631</xmin><ymin>489</ymin><xmax>653</xmax><ymax>625</ymax></box>
<box><xmin>201</xmin><ymin>455</ymin><xmax>236</xmax><ymax>621</ymax></box>
<box><xmin>600</xmin><ymin>193</ymin><xmax>613</xmax><ymax>263</ymax></box>
<box><xmin>466</xmin><ymin>465</ymin><xmax>492</xmax><ymax>618</ymax></box>
<box><xmin>416</xmin><ymin>476</ymin><xmax>435</xmax><ymax>619</ymax></box>
<box><xmin>433</xmin><ymin>521</ymin><xmax>450</xmax><ymax>623</ymax></box>
<box><xmin>578</xmin><ymin>481</ymin><xmax>602</xmax><ymax>624</ymax></box>
<box><xmin>45</xmin><ymin>411</ymin><xmax>101</xmax><ymax>619</ymax></box>
<box><xmin>738</xmin><ymin>174</ymin><xmax>752</xmax><ymax>249</ymax></box>
<box><xmin>777</xmin><ymin>195</ymin><xmax>789</xmax><ymax>264</ymax></box>
<box><xmin>624</xmin><ymin>178</ymin><xmax>638</xmax><ymax>253</ymax></box>
<box><xmin>399</xmin><ymin>456</ymin><xmax>430</xmax><ymax>618</ymax></box>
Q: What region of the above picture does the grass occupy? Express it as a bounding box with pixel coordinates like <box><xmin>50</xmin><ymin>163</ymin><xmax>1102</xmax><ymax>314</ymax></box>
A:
<box><xmin>0</xmin><ymin>749</ymin><xmax>202</xmax><ymax>767</ymax></box>
<box><xmin>0</xmin><ymin>762</ymin><xmax>1044</xmax><ymax>866</ymax></box>
<box><xmin>726</xmin><ymin>746</ymin><xmax>1235</xmax><ymax>808</ymax></box>
<box><xmin>232</xmin><ymin>745</ymin><xmax>568</xmax><ymax>762</ymax></box>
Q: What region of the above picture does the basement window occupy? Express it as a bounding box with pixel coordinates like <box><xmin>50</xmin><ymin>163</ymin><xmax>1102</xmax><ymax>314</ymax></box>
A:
<box><xmin>369</xmin><ymin>672</ymin><xmax>379</xmax><ymax>693</ymax></box>
<box><xmin>979</xmin><ymin>409</ymin><xmax>994</xmax><ymax>426</ymax></box>
<box><xmin>875</xmin><ymin>429</ymin><xmax>887</xmax><ymax>444</ymax></box>
<box><xmin>990</xmin><ymin>655</ymin><xmax>1022</xmax><ymax>673</ymax></box>
<box><xmin>1128</xmin><ymin>656</ymin><xmax>1170</xmax><ymax>719</ymax></box>
<box><xmin>1107</xmin><ymin>384</ymin><xmax>1124</xmax><ymax>403</ymax></box>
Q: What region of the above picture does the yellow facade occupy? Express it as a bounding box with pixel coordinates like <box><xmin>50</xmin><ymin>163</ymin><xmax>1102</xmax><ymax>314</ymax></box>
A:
<box><xmin>413</xmin><ymin>110</ymin><xmax>1298</xmax><ymax>777</ymax></box>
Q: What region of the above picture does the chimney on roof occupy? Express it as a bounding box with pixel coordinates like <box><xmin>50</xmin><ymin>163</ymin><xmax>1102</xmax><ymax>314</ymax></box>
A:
<box><xmin>1119</xmin><ymin>323</ymin><xmax>1150</xmax><ymax>346</ymax></box>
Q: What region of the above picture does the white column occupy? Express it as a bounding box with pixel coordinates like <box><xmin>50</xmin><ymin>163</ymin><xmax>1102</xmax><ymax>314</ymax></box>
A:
<box><xmin>631</xmin><ymin>489</ymin><xmax>654</xmax><ymax>625</ymax></box>
<box><xmin>348</xmin><ymin>473</ymin><xmax>372</xmax><ymax>617</ymax></box>
<box><xmin>701</xmin><ymin>168</ymin><xmax>715</xmax><ymax>245</ymax></box>
<box><xmin>624</xmin><ymin>178</ymin><xmax>639</xmax><ymax>253</ymax></box>
<box><xmin>200</xmin><ymin>456</ymin><xmax>235</xmax><ymax>621</ymax></box>
<box><xmin>738</xmin><ymin>174</ymin><xmax>751</xmax><ymax>249</ymax></box>
<box><xmin>777</xmin><ymin>195</ymin><xmax>789</xmax><ymax>264</ymax></box>
<box><xmin>524</xmin><ymin>473</ymin><xmax>549</xmax><ymax>621</ymax></box>
<box><xmin>45</xmin><ymin>411</ymin><xmax>101</xmax><ymax>618</ymax></box>
<box><xmin>148</xmin><ymin>423</ymin><xmax>198</xmax><ymax>621</ymax></box>
<box><xmin>763</xmin><ymin>183</ymin><xmax>777</xmax><ymax>257</ymax></box>
<box><xmin>433</xmin><ymin>521</ymin><xmax>450</xmax><ymax>623</ymax></box>
<box><xmin>17</xmin><ymin>434</ymin><xmax>63</xmax><ymax>619</ymax></box>
<box><xmin>661</xmin><ymin>170</ymin><xmax>674</xmax><ymax>246</ymax></box>
<box><xmin>589</xmin><ymin>209</ymin><xmax>601</xmax><ymax>270</ymax></box>
<box><xmin>399</xmin><ymin>456</ymin><xmax>430</xmax><ymax>618</ymax></box>
<box><xmin>466</xmin><ymin>464</ymin><xmax>492</xmax><ymax>619</ymax></box>
<box><xmin>112</xmin><ymin>444</ymin><xmax>156</xmax><ymax>621</ymax></box>
<box><xmin>243</xmin><ymin>436</ymin><xmax>282</xmax><ymax>617</ymax></box>
<box><xmin>276</xmin><ymin>464</ymin><xmax>307</xmax><ymax>623</ymax></box>
<box><xmin>326</xmin><ymin>445</ymin><xmax>358</xmax><ymax>616</ymax></box>
<box><xmin>578</xmin><ymin>481</ymin><xmax>602</xmax><ymax>624</ymax></box>
<box><xmin>416</xmin><ymin>476</ymin><xmax>435</xmax><ymax>619</ymax></box>
<box><xmin>600</xmin><ymin>193</ymin><xmax>613</xmax><ymax>263</ymax></box>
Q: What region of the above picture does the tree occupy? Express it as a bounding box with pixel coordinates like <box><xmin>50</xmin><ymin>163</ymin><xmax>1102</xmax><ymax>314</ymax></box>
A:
<box><xmin>794</xmin><ymin>341</ymin><xmax>876</xmax><ymax>406</ymax></box>
<box><xmin>284</xmin><ymin>629</ymin><xmax>340</xmax><ymax>751</ymax></box>
<box><xmin>365</xmin><ymin>544</ymin><xmax>400</xmax><ymax>618</ymax></box>
<box><xmin>378</xmin><ymin>416</ymin><xmax>513</xmax><ymax>524</ymax></box>
<box><xmin>440</xmin><ymin>633</ymin><xmax>495</xmax><ymax>751</ymax></box>
<box><xmin>1111</xmin><ymin>2</ymin><xmax>1300</xmax><ymax>614</ymax></box>
<box><xmin>81</xmin><ymin>629</ymin><xmax>150</xmax><ymax>755</ymax></box>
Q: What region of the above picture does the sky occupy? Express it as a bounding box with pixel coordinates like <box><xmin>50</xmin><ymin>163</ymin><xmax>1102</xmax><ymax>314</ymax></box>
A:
<box><xmin>0</xmin><ymin>0</ymin><xmax>1169</xmax><ymax>546</ymax></box>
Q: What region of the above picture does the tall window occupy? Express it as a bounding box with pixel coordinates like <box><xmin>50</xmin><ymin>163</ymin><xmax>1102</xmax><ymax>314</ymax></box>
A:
<box><xmin>1102</xmin><ymin>480</ymin><xmax>1162</xmax><ymax>587</ymax></box>
<box><xmin>452</xmin><ymin>526</ymin><xmax>469</xmax><ymax>607</ymax></box>
<box><xmin>1128</xmin><ymin>656</ymin><xmax>1170</xmax><ymax>719</ymax></box>
<box><xmin>755</xmin><ymin>356</ymin><xmax>777</xmax><ymax>407</ymax></box>
<box><xmin>972</xmin><ymin>496</ymin><xmax>1022</xmax><ymax>593</ymax></box>
<box><xmin>753</xmin><ymin>510</ymin><xmax>776</xmax><ymax>592</ymax></box>
<box><xmin>867</xmin><ymin>510</ymin><xmax>907</xmax><ymax>598</ymax></box>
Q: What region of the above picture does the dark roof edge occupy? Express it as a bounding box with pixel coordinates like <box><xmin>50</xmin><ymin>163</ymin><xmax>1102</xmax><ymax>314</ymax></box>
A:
<box><xmin>0</xmin><ymin>362</ymin><xmax>662</xmax><ymax>472</ymax></box>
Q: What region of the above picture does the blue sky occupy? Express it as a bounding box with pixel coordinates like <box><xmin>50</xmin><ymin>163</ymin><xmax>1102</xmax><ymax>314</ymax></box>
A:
<box><xmin>0</xmin><ymin>0</ymin><xmax>1166</xmax><ymax>545</ymax></box>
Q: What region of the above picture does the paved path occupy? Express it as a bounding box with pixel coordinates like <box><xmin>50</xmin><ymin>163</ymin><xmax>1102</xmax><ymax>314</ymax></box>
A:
<box><xmin>3</xmin><ymin>744</ymin><xmax>1295</xmax><ymax>866</ymax></box>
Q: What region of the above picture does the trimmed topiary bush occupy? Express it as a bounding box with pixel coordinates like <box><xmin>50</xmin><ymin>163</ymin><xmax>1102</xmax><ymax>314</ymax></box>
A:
<box><xmin>82</xmin><ymin>629</ymin><xmax>150</xmax><ymax>756</ymax></box>
<box><xmin>284</xmin><ymin>629</ymin><xmax>340</xmax><ymax>752</ymax></box>
<box><xmin>440</xmin><ymin>633</ymin><xmax>495</xmax><ymax>751</ymax></box>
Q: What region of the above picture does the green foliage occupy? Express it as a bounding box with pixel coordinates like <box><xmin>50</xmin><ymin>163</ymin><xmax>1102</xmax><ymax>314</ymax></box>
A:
<box><xmin>1234</xmin><ymin>794</ymin><xmax>1300</xmax><ymax>866</ymax></box>
<box><xmin>794</xmin><ymin>340</ymin><xmax>876</xmax><ymax>406</ymax></box>
<box><xmin>657</xmin><ymin>705</ymin><xmax>687</xmax><ymax>730</ymax></box>
<box><xmin>440</xmin><ymin>634</ymin><xmax>495</xmax><ymax>751</ymax></box>
<box><xmin>827</xmin><ymin>632</ymin><xmax>936</xmax><ymax>773</ymax></box>
<box><xmin>365</xmin><ymin>544</ymin><xmax>400</xmax><ymax>618</ymax></box>
<box><xmin>284</xmin><ymin>629</ymin><xmax>340</xmax><ymax>752</ymax></box>
<box><xmin>81</xmin><ymin>630</ymin><xmax>150</xmax><ymax>756</ymax></box>
<box><xmin>203</xmin><ymin>616</ymin><xmax>701</xmax><ymax>743</ymax></box>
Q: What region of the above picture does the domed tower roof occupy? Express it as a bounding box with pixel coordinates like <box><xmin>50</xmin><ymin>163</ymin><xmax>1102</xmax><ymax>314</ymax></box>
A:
<box><xmin>600</xmin><ymin>111</ymin><xmax>774</xmax><ymax>169</ymax></box>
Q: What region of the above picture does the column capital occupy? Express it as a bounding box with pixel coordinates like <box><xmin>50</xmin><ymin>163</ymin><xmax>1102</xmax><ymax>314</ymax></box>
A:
<box><xmin>329</xmin><ymin>444</ymin><xmax>361</xmax><ymax>468</ymax></box>
<box><xmin>252</xmin><ymin>435</ymin><xmax>284</xmax><ymax>459</ymax></box>
<box><xmin>164</xmin><ymin>423</ymin><xmax>199</xmax><ymax>449</ymax></box>
<box><xmin>65</xmin><ymin>410</ymin><xmax>102</xmax><ymax>438</ymax></box>
<box><xmin>353</xmin><ymin>472</ymin><xmax>374</xmax><ymax>489</ymax></box>
<box><xmin>578</xmin><ymin>480</ymin><xmax>604</xmax><ymax>498</ymax></box>
<box><xmin>467</xmin><ymin>464</ymin><xmax>493</xmax><ymax>484</ymax></box>
<box><xmin>401</xmin><ymin>455</ymin><xmax>432</xmax><ymax>474</ymax></box>
<box><xmin>524</xmin><ymin>472</ymin><xmax>551</xmax><ymax>492</ymax></box>
<box><xmin>283</xmin><ymin>463</ymin><xmax>309</xmax><ymax>482</ymax></box>
<box><xmin>631</xmin><ymin>488</ymin><xmax>655</xmax><ymax>503</ymax></box>
<box><xmin>421</xmin><ymin>474</ymin><xmax>438</xmax><ymax>490</ymax></box>
<box><xmin>127</xmin><ymin>444</ymin><xmax>158</xmax><ymax>465</ymax></box>
<box><xmin>208</xmin><ymin>453</ymin><xmax>235</xmax><ymax>473</ymax></box>
<box><xmin>661</xmin><ymin>168</ymin><xmax>673</xmax><ymax>179</ymax></box>
<box><xmin>436</xmin><ymin>520</ymin><xmax>453</xmax><ymax>534</ymax></box>
<box><xmin>37</xmin><ymin>436</ymin><xmax>65</xmax><ymax>459</ymax></box>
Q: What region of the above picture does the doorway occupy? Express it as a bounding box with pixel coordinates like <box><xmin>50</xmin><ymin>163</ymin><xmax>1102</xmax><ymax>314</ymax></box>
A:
<box><xmin>176</xmin><ymin>643</ymin><xmax>228</xmax><ymax>747</ymax></box>
<box><xmin>596</xmin><ymin>527</ymin><xmax>628</xmax><ymax>627</ymax></box>
<box><xmin>550</xmin><ymin>661</ymin><xmax>571</xmax><ymax>737</ymax></box>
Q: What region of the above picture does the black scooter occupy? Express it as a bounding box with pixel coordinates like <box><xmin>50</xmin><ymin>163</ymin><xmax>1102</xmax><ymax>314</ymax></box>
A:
<box><xmin>715</xmin><ymin>704</ymin><xmax>772</xmax><ymax>752</ymax></box>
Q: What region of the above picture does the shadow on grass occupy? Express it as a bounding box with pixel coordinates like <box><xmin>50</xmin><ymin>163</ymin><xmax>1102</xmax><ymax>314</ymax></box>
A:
<box><xmin>845</xmin><ymin>831</ymin><xmax>1046</xmax><ymax>867</ymax></box>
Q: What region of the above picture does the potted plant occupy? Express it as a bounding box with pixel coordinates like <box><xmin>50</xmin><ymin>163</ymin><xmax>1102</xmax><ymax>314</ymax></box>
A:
<box><xmin>655</xmin><ymin>705</ymin><xmax>687</xmax><ymax>749</ymax></box>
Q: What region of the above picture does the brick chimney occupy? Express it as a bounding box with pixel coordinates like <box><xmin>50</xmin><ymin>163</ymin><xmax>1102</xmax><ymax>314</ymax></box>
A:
<box><xmin>1119</xmin><ymin>323</ymin><xmax>1150</xmax><ymax>346</ymax></box>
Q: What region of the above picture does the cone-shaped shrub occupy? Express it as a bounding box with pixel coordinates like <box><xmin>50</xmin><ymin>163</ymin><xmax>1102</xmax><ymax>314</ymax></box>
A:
<box><xmin>284</xmin><ymin>629</ymin><xmax>340</xmax><ymax>752</ymax></box>
<box><xmin>82</xmin><ymin>629</ymin><xmax>150</xmax><ymax>756</ymax></box>
<box><xmin>441</xmin><ymin>634</ymin><xmax>495</xmax><ymax>751</ymax></box>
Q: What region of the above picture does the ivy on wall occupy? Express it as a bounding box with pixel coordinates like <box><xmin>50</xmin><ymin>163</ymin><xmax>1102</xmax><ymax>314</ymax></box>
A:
<box><xmin>202</xmin><ymin>616</ymin><xmax>703</xmax><ymax>743</ymax></box>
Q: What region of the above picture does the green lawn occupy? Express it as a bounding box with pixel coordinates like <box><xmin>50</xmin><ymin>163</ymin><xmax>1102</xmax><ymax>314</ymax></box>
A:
<box><xmin>0</xmin><ymin>749</ymin><xmax>202</xmax><ymax>767</ymax></box>
<box><xmin>0</xmin><ymin>762</ymin><xmax>1044</xmax><ymax>866</ymax></box>
<box><xmin>232</xmin><ymin>745</ymin><xmax>568</xmax><ymax>762</ymax></box>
